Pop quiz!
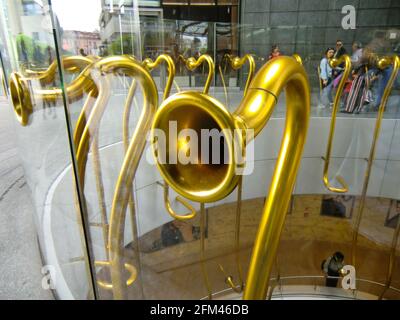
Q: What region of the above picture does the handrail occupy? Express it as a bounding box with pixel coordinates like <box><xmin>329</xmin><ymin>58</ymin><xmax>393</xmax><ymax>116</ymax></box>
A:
<box><xmin>203</xmin><ymin>275</ymin><xmax>400</xmax><ymax>300</ymax></box>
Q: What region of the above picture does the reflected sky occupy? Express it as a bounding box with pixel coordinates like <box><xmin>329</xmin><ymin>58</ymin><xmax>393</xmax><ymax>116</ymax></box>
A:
<box><xmin>51</xmin><ymin>0</ymin><xmax>102</xmax><ymax>32</ymax></box>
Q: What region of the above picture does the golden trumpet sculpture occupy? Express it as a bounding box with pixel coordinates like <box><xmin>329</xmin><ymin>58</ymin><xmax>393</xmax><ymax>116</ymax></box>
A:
<box><xmin>322</xmin><ymin>55</ymin><xmax>352</xmax><ymax>193</ymax></box>
<box><xmin>152</xmin><ymin>55</ymin><xmax>310</xmax><ymax>299</ymax></box>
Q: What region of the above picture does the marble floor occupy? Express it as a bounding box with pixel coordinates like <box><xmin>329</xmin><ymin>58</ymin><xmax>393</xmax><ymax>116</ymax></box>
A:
<box><xmin>0</xmin><ymin>96</ymin><xmax>53</xmax><ymax>300</ymax></box>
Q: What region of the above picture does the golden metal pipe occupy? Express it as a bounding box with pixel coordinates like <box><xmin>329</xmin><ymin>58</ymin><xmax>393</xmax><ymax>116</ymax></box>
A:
<box><xmin>200</xmin><ymin>203</ymin><xmax>213</xmax><ymax>300</ymax></box>
<box><xmin>218</xmin><ymin>65</ymin><xmax>229</xmax><ymax>107</ymax></box>
<box><xmin>179</xmin><ymin>54</ymin><xmax>214</xmax><ymax>94</ymax></box>
<box><xmin>91</xmin><ymin>135</ymin><xmax>110</xmax><ymax>261</ymax></box>
<box><xmin>152</xmin><ymin>56</ymin><xmax>310</xmax><ymax>299</ymax></box>
<box><xmin>223</xmin><ymin>54</ymin><xmax>255</xmax><ymax>95</ymax></box>
<box><xmin>142</xmin><ymin>54</ymin><xmax>175</xmax><ymax>100</ymax></box>
<box><xmin>217</xmin><ymin>54</ymin><xmax>258</xmax><ymax>292</ymax></box>
<box><xmin>9</xmin><ymin>57</ymin><xmax>97</xmax><ymax>126</ymax></box>
<box><xmin>351</xmin><ymin>56</ymin><xmax>400</xmax><ymax>268</ymax></box>
<box><xmin>21</xmin><ymin>55</ymin><xmax>95</xmax><ymax>85</ymax></box>
<box><xmin>95</xmin><ymin>260</ymin><xmax>137</xmax><ymax>290</ymax></box>
<box><xmin>322</xmin><ymin>55</ymin><xmax>351</xmax><ymax>193</ymax></box>
<box><xmin>292</xmin><ymin>54</ymin><xmax>303</xmax><ymax>65</ymax></box>
<box><xmin>100</xmin><ymin>56</ymin><xmax>158</xmax><ymax>300</ymax></box>
<box><xmin>74</xmin><ymin>57</ymin><xmax>157</xmax><ymax>298</ymax></box>
<box><xmin>122</xmin><ymin>78</ymin><xmax>140</xmax><ymax>264</ymax></box>
<box><xmin>142</xmin><ymin>55</ymin><xmax>196</xmax><ymax>221</ymax></box>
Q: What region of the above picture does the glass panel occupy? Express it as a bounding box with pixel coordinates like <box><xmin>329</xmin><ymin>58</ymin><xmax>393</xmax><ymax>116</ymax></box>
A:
<box><xmin>1</xmin><ymin>0</ymin><xmax>399</xmax><ymax>300</ymax></box>
<box><xmin>0</xmin><ymin>0</ymin><xmax>95</xmax><ymax>299</ymax></box>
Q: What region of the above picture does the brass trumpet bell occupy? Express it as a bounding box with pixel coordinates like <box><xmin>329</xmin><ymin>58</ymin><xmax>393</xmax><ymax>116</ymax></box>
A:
<box><xmin>152</xmin><ymin>55</ymin><xmax>309</xmax><ymax>204</ymax></box>
<box><xmin>153</xmin><ymin>90</ymin><xmax>243</xmax><ymax>203</ymax></box>
<box><xmin>9</xmin><ymin>72</ymin><xmax>33</xmax><ymax>126</ymax></box>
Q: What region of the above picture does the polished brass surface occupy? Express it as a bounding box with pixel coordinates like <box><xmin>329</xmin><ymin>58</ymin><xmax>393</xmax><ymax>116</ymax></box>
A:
<box><xmin>142</xmin><ymin>54</ymin><xmax>198</xmax><ymax>220</ymax></box>
<box><xmin>95</xmin><ymin>261</ymin><xmax>137</xmax><ymax>290</ymax></box>
<box><xmin>351</xmin><ymin>56</ymin><xmax>400</xmax><ymax>274</ymax></box>
<box><xmin>158</xmin><ymin>181</ymin><xmax>197</xmax><ymax>220</ymax></box>
<box><xmin>217</xmin><ymin>54</ymin><xmax>257</xmax><ymax>292</ymax></box>
<box><xmin>179</xmin><ymin>54</ymin><xmax>214</xmax><ymax>94</ymax></box>
<box><xmin>9</xmin><ymin>72</ymin><xmax>33</xmax><ymax>126</ymax></box>
<box><xmin>142</xmin><ymin>54</ymin><xmax>175</xmax><ymax>100</ymax></box>
<box><xmin>223</xmin><ymin>54</ymin><xmax>255</xmax><ymax>95</ymax></box>
<box><xmin>200</xmin><ymin>203</ymin><xmax>213</xmax><ymax>300</ymax></box>
<box><xmin>322</xmin><ymin>55</ymin><xmax>351</xmax><ymax>193</ymax></box>
<box><xmin>21</xmin><ymin>55</ymin><xmax>95</xmax><ymax>85</ymax></box>
<box><xmin>99</xmin><ymin>56</ymin><xmax>158</xmax><ymax>299</ymax></box>
<box><xmin>9</xmin><ymin>56</ymin><xmax>96</xmax><ymax>126</ymax></box>
<box><xmin>72</xmin><ymin>56</ymin><xmax>159</xmax><ymax>299</ymax></box>
<box><xmin>152</xmin><ymin>56</ymin><xmax>310</xmax><ymax>299</ymax></box>
<box><xmin>292</xmin><ymin>53</ymin><xmax>303</xmax><ymax>65</ymax></box>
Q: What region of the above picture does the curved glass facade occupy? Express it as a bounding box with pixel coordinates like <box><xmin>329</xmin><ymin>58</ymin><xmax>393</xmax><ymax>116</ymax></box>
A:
<box><xmin>0</xmin><ymin>0</ymin><xmax>399</xmax><ymax>300</ymax></box>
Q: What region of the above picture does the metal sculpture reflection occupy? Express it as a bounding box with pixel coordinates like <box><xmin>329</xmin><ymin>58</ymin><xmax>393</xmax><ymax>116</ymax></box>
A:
<box><xmin>8</xmin><ymin>56</ymin><xmax>96</xmax><ymax>126</ymax></box>
<box><xmin>152</xmin><ymin>56</ymin><xmax>310</xmax><ymax>299</ymax></box>
<box><xmin>351</xmin><ymin>55</ymin><xmax>399</xmax><ymax>274</ymax></box>
<box><xmin>322</xmin><ymin>55</ymin><xmax>351</xmax><ymax>193</ymax></box>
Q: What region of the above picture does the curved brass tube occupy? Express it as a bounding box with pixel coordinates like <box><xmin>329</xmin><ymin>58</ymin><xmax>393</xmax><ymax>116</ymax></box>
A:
<box><xmin>292</xmin><ymin>53</ymin><xmax>303</xmax><ymax>65</ymax></box>
<box><xmin>152</xmin><ymin>56</ymin><xmax>310</xmax><ymax>299</ymax></box>
<box><xmin>9</xmin><ymin>72</ymin><xmax>33</xmax><ymax>126</ymax></box>
<box><xmin>348</xmin><ymin>55</ymin><xmax>399</xmax><ymax>290</ymax></box>
<box><xmin>142</xmin><ymin>55</ymin><xmax>197</xmax><ymax>221</ymax></box>
<box><xmin>322</xmin><ymin>55</ymin><xmax>351</xmax><ymax>193</ymax></box>
<box><xmin>179</xmin><ymin>54</ymin><xmax>214</xmax><ymax>94</ymax></box>
<box><xmin>21</xmin><ymin>55</ymin><xmax>95</xmax><ymax>85</ymax></box>
<box><xmin>91</xmin><ymin>56</ymin><xmax>158</xmax><ymax>300</ymax></box>
<box><xmin>142</xmin><ymin>54</ymin><xmax>175</xmax><ymax>100</ymax></box>
<box><xmin>200</xmin><ymin>203</ymin><xmax>212</xmax><ymax>299</ymax></box>
<box><xmin>9</xmin><ymin>57</ymin><xmax>97</xmax><ymax>126</ymax></box>
<box><xmin>155</xmin><ymin>181</ymin><xmax>197</xmax><ymax>220</ymax></box>
<box><xmin>95</xmin><ymin>260</ymin><xmax>137</xmax><ymax>290</ymax></box>
<box><xmin>223</xmin><ymin>54</ymin><xmax>255</xmax><ymax>96</ymax></box>
<box><xmin>218</xmin><ymin>54</ymin><xmax>257</xmax><ymax>292</ymax></box>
